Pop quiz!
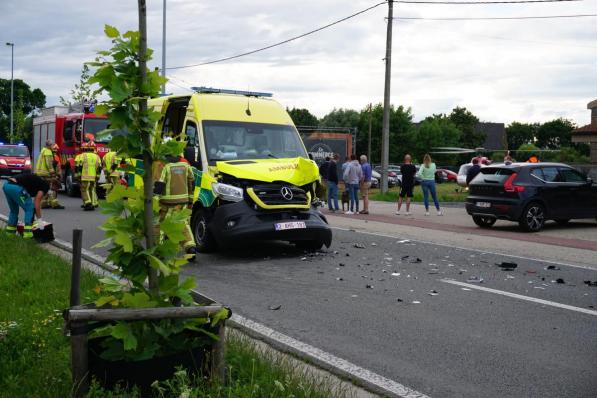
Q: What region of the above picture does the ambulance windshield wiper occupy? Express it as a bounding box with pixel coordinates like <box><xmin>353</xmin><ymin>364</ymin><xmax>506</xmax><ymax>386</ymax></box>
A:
<box><xmin>266</xmin><ymin>153</ymin><xmax>278</xmax><ymax>159</ymax></box>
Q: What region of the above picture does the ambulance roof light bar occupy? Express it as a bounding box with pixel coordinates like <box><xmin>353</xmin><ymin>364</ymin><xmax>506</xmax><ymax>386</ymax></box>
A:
<box><xmin>191</xmin><ymin>86</ymin><xmax>273</xmax><ymax>98</ymax></box>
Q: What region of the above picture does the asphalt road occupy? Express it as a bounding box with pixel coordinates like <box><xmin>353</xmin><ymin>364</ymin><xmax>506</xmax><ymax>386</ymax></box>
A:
<box><xmin>1</xmin><ymin>194</ymin><xmax>596</xmax><ymax>397</ymax></box>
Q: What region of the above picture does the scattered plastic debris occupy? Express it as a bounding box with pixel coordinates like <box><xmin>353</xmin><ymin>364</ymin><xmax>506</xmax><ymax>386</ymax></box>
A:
<box><xmin>371</xmin><ymin>242</ymin><xmax>377</xmax><ymax>246</ymax></box>
<box><xmin>410</xmin><ymin>257</ymin><xmax>422</xmax><ymax>263</ymax></box>
<box><xmin>467</xmin><ymin>276</ymin><xmax>484</xmax><ymax>283</ymax></box>
<box><xmin>346</xmin><ymin>253</ymin><xmax>350</xmax><ymax>257</ymax></box>
<box><xmin>533</xmin><ymin>286</ymin><xmax>545</xmax><ymax>290</ymax></box>
<box><xmin>584</xmin><ymin>280</ymin><xmax>597</xmax><ymax>287</ymax></box>
<box><xmin>301</xmin><ymin>257</ymin><xmax>307</xmax><ymax>261</ymax></box>
<box><xmin>269</xmin><ymin>305</ymin><xmax>281</xmax><ymax>310</ymax></box>
<box><xmin>353</xmin><ymin>243</ymin><xmax>366</xmax><ymax>249</ymax></box>
<box><xmin>546</xmin><ymin>265</ymin><xmax>560</xmax><ymax>270</ymax></box>
<box><xmin>351</xmin><ymin>294</ymin><xmax>358</xmax><ymax>298</ymax></box>
<box><xmin>384</xmin><ymin>257</ymin><xmax>393</xmax><ymax>261</ymax></box>
<box><xmin>506</xmin><ymin>274</ymin><xmax>515</xmax><ymax>279</ymax></box>
<box><xmin>336</xmin><ymin>277</ymin><xmax>344</xmax><ymax>281</ymax></box>
<box><xmin>556</xmin><ymin>278</ymin><xmax>565</xmax><ymax>284</ymax></box>
<box><xmin>461</xmin><ymin>288</ymin><xmax>472</xmax><ymax>291</ymax></box>
<box><xmin>397</xmin><ymin>298</ymin><xmax>404</xmax><ymax>302</ymax></box>
<box><xmin>397</xmin><ymin>239</ymin><xmax>410</xmax><ymax>243</ymax></box>
<box><xmin>428</xmin><ymin>290</ymin><xmax>439</xmax><ymax>296</ymax></box>
<box><xmin>428</xmin><ymin>269</ymin><xmax>440</xmax><ymax>275</ymax></box>
<box><xmin>366</xmin><ymin>284</ymin><xmax>374</xmax><ymax>289</ymax></box>
<box><xmin>496</xmin><ymin>262</ymin><xmax>518</xmax><ymax>271</ymax></box>
<box><xmin>391</xmin><ymin>272</ymin><xmax>401</xmax><ymax>276</ymax></box>
<box><xmin>339</xmin><ymin>263</ymin><xmax>345</xmax><ymax>267</ymax></box>
<box><xmin>401</xmin><ymin>255</ymin><xmax>410</xmax><ymax>260</ymax></box>
<box><xmin>412</xmin><ymin>301</ymin><xmax>421</xmax><ymax>304</ymax></box>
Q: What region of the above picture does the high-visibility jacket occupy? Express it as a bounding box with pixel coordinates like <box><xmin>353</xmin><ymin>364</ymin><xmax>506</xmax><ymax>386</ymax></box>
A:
<box><xmin>103</xmin><ymin>151</ymin><xmax>120</xmax><ymax>177</ymax></box>
<box><xmin>35</xmin><ymin>147</ymin><xmax>54</xmax><ymax>176</ymax></box>
<box><xmin>75</xmin><ymin>152</ymin><xmax>101</xmax><ymax>181</ymax></box>
<box><xmin>158</xmin><ymin>161</ymin><xmax>194</xmax><ymax>205</ymax></box>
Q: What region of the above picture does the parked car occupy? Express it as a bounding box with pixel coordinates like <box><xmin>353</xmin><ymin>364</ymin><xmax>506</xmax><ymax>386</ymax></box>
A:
<box><xmin>0</xmin><ymin>143</ymin><xmax>32</xmax><ymax>177</ymax></box>
<box><xmin>436</xmin><ymin>168</ymin><xmax>457</xmax><ymax>183</ymax></box>
<box><xmin>373</xmin><ymin>166</ymin><xmax>400</xmax><ymax>187</ymax></box>
<box><xmin>466</xmin><ymin>162</ymin><xmax>597</xmax><ymax>232</ymax></box>
<box><xmin>371</xmin><ymin>176</ymin><xmax>379</xmax><ymax>188</ymax></box>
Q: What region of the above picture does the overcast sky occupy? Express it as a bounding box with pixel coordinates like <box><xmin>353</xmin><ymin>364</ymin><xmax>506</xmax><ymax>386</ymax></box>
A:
<box><xmin>1</xmin><ymin>0</ymin><xmax>596</xmax><ymax>125</ymax></box>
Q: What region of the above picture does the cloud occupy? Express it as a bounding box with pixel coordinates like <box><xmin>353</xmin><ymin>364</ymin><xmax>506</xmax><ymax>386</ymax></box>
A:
<box><xmin>0</xmin><ymin>0</ymin><xmax>595</xmax><ymax>126</ymax></box>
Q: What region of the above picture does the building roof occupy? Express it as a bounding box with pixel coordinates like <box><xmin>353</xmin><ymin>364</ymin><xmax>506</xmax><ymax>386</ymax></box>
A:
<box><xmin>573</xmin><ymin>123</ymin><xmax>597</xmax><ymax>134</ymax></box>
<box><xmin>588</xmin><ymin>99</ymin><xmax>597</xmax><ymax>110</ymax></box>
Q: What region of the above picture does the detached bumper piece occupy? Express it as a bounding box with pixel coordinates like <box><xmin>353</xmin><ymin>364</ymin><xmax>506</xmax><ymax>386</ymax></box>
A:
<box><xmin>209</xmin><ymin>201</ymin><xmax>331</xmax><ymax>248</ymax></box>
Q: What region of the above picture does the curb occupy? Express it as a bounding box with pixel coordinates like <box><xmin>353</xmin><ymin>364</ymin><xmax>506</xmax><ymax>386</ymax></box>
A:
<box><xmin>0</xmin><ymin>213</ymin><xmax>429</xmax><ymax>398</ymax></box>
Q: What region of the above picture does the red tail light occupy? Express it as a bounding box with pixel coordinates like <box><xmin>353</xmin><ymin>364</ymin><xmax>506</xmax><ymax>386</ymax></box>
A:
<box><xmin>504</xmin><ymin>173</ymin><xmax>525</xmax><ymax>193</ymax></box>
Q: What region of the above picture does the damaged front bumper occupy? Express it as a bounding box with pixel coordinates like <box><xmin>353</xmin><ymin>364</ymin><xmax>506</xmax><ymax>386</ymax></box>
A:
<box><xmin>208</xmin><ymin>200</ymin><xmax>332</xmax><ymax>248</ymax></box>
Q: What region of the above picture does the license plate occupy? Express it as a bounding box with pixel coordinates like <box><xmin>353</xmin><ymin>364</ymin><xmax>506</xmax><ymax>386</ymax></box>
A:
<box><xmin>476</xmin><ymin>202</ymin><xmax>491</xmax><ymax>208</ymax></box>
<box><xmin>10</xmin><ymin>169</ymin><xmax>22</xmax><ymax>173</ymax></box>
<box><xmin>275</xmin><ymin>221</ymin><xmax>306</xmax><ymax>231</ymax></box>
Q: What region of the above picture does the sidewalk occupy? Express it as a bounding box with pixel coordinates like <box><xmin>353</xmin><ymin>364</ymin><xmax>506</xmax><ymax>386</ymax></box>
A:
<box><xmin>323</xmin><ymin>200</ymin><xmax>597</xmax><ymax>251</ymax></box>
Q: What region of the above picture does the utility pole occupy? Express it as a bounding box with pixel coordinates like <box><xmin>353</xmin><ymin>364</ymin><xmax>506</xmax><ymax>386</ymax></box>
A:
<box><xmin>367</xmin><ymin>103</ymin><xmax>372</xmax><ymax>162</ymax></box>
<box><xmin>161</xmin><ymin>0</ymin><xmax>166</xmax><ymax>95</ymax></box>
<box><xmin>380</xmin><ymin>0</ymin><xmax>393</xmax><ymax>193</ymax></box>
<box><xmin>6</xmin><ymin>42</ymin><xmax>14</xmax><ymax>143</ymax></box>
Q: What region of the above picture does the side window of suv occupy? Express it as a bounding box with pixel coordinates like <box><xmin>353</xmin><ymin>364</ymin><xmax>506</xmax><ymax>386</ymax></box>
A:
<box><xmin>558</xmin><ymin>167</ymin><xmax>585</xmax><ymax>183</ymax></box>
<box><xmin>541</xmin><ymin>167</ymin><xmax>561</xmax><ymax>183</ymax></box>
<box><xmin>530</xmin><ymin>168</ymin><xmax>544</xmax><ymax>181</ymax></box>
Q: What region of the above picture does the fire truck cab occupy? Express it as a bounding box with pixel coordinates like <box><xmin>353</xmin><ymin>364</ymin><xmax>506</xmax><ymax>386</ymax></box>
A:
<box><xmin>33</xmin><ymin>106</ymin><xmax>111</xmax><ymax>196</ymax></box>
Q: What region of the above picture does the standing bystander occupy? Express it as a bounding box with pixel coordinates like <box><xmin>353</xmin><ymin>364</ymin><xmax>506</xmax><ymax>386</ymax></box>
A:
<box><xmin>327</xmin><ymin>154</ymin><xmax>340</xmax><ymax>212</ymax></box>
<box><xmin>417</xmin><ymin>154</ymin><xmax>443</xmax><ymax>216</ymax></box>
<box><xmin>396</xmin><ymin>154</ymin><xmax>416</xmax><ymax>215</ymax></box>
<box><xmin>359</xmin><ymin>155</ymin><xmax>372</xmax><ymax>214</ymax></box>
<box><xmin>466</xmin><ymin>158</ymin><xmax>482</xmax><ymax>186</ymax></box>
<box><xmin>343</xmin><ymin>154</ymin><xmax>363</xmax><ymax>215</ymax></box>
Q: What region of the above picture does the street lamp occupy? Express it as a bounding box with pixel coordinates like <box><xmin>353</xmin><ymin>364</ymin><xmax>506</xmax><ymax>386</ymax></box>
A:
<box><xmin>5</xmin><ymin>42</ymin><xmax>14</xmax><ymax>143</ymax></box>
<box><xmin>161</xmin><ymin>0</ymin><xmax>166</xmax><ymax>95</ymax></box>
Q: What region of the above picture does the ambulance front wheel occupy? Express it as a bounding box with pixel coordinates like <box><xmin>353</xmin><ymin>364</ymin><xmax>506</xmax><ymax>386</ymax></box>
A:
<box><xmin>191</xmin><ymin>208</ymin><xmax>217</xmax><ymax>253</ymax></box>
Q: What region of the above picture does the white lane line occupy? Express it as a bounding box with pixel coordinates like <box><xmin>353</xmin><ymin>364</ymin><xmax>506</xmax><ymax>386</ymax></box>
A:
<box><xmin>229</xmin><ymin>313</ymin><xmax>431</xmax><ymax>398</ymax></box>
<box><xmin>441</xmin><ymin>279</ymin><xmax>597</xmax><ymax>316</ymax></box>
<box><xmin>332</xmin><ymin>226</ymin><xmax>597</xmax><ymax>271</ymax></box>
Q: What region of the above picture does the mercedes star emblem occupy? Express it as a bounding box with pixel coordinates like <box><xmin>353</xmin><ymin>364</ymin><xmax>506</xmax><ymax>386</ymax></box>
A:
<box><xmin>280</xmin><ymin>186</ymin><xmax>294</xmax><ymax>201</ymax></box>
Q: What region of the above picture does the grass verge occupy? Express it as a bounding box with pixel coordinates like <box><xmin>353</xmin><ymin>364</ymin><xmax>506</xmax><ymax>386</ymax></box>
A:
<box><xmin>0</xmin><ymin>232</ymin><xmax>356</xmax><ymax>398</ymax></box>
<box><xmin>370</xmin><ymin>182</ymin><xmax>468</xmax><ymax>203</ymax></box>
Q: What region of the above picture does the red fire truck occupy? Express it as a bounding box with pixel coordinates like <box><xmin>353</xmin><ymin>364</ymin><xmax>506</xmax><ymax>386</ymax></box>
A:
<box><xmin>33</xmin><ymin>105</ymin><xmax>111</xmax><ymax>196</ymax></box>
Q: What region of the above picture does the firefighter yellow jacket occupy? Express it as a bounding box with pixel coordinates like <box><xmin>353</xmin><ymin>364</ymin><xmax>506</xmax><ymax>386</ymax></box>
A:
<box><xmin>103</xmin><ymin>151</ymin><xmax>120</xmax><ymax>177</ymax></box>
<box><xmin>158</xmin><ymin>160</ymin><xmax>194</xmax><ymax>205</ymax></box>
<box><xmin>75</xmin><ymin>152</ymin><xmax>101</xmax><ymax>181</ymax></box>
<box><xmin>35</xmin><ymin>147</ymin><xmax>54</xmax><ymax>176</ymax></box>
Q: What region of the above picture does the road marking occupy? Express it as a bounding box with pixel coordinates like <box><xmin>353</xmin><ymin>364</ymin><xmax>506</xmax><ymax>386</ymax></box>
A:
<box><xmin>229</xmin><ymin>313</ymin><xmax>431</xmax><ymax>398</ymax></box>
<box><xmin>332</xmin><ymin>226</ymin><xmax>597</xmax><ymax>271</ymax></box>
<box><xmin>441</xmin><ymin>279</ymin><xmax>597</xmax><ymax>316</ymax></box>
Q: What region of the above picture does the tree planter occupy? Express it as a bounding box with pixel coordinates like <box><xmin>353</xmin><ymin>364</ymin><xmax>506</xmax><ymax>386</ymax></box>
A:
<box><xmin>88</xmin><ymin>329</ymin><xmax>218</xmax><ymax>396</ymax></box>
<box><xmin>65</xmin><ymin>305</ymin><xmax>228</xmax><ymax>398</ymax></box>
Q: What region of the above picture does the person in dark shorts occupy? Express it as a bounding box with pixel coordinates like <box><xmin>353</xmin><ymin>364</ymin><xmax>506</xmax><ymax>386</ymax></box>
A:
<box><xmin>396</xmin><ymin>154</ymin><xmax>416</xmax><ymax>215</ymax></box>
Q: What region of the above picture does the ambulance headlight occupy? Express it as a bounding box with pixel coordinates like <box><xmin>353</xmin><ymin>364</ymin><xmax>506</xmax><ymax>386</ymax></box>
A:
<box><xmin>212</xmin><ymin>183</ymin><xmax>243</xmax><ymax>202</ymax></box>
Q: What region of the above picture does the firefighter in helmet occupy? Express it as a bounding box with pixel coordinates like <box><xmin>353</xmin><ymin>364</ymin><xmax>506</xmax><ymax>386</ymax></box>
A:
<box><xmin>153</xmin><ymin>140</ymin><xmax>196</xmax><ymax>256</ymax></box>
<box><xmin>102</xmin><ymin>149</ymin><xmax>121</xmax><ymax>194</ymax></box>
<box><xmin>35</xmin><ymin>139</ymin><xmax>64</xmax><ymax>209</ymax></box>
<box><xmin>527</xmin><ymin>154</ymin><xmax>539</xmax><ymax>163</ymax></box>
<box><xmin>75</xmin><ymin>142</ymin><xmax>102</xmax><ymax>211</ymax></box>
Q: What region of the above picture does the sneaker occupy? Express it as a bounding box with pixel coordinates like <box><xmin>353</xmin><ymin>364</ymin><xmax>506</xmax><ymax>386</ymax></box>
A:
<box><xmin>395</xmin><ymin>210</ymin><xmax>401</xmax><ymax>215</ymax></box>
<box><xmin>437</xmin><ymin>210</ymin><xmax>443</xmax><ymax>216</ymax></box>
<box><xmin>405</xmin><ymin>211</ymin><xmax>411</xmax><ymax>216</ymax></box>
<box><xmin>345</xmin><ymin>211</ymin><xmax>354</xmax><ymax>215</ymax></box>
<box><xmin>425</xmin><ymin>211</ymin><xmax>430</xmax><ymax>216</ymax></box>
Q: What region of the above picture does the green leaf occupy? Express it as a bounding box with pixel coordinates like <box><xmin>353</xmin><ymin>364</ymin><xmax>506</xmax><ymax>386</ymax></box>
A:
<box><xmin>95</xmin><ymin>295</ymin><xmax>118</xmax><ymax>307</ymax></box>
<box><xmin>99</xmin><ymin>277</ymin><xmax>124</xmax><ymax>293</ymax></box>
<box><xmin>111</xmin><ymin>322</ymin><xmax>137</xmax><ymax>351</ymax></box>
<box><xmin>94</xmin><ymin>104</ymin><xmax>109</xmax><ymax>116</ymax></box>
<box><xmin>92</xmin><ymin>238</ymin><xmax>113</xmax><ymax>249</ymax></box>
<box><xmin>114</xmin><ymin>231</ymin><xmax>133</xmax><ymax>252</ymax></box>
<box><xmin>211</xmin><ymin>307</ymin><xmax>230</xmax><ymax>327</ymax></box>
<box><xmin>121</xmin><ymin>292</ymin><xmax>155</xmax><ymax>308</ymax></box>
<box><xmin>104</xmin><ymin>25</ymin><xmax>120</xmax><ymax>38</ymax></box>
<box><xmin>147</xmin><ymin>254</ymin><xmax>171</xmax><ymax>276</ymax></box>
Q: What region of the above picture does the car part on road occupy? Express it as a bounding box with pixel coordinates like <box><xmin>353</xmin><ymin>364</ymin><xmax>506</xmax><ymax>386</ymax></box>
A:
<box><xmin>467</xmin><ymin>276</ymin><xmax>484</xmax><ymax>283</ymax></box>
<box><xmin>556</xmin><ymin>278</ymin><xmax>565</xmax><ymax>284</ymax></box>
<box><xmin>268</xmin><ymin>305</ymin><xmax>281</xmax><ymax>310</ymax></box>
<box><xmin>584</xmin><ymin>280</ymin><xmax>597</xmax><ymax>287</ymax></box>
<box><xmin>497</xmin><ymin>261</ymin><xmax>518</xmax><ymax>271</ymax></box>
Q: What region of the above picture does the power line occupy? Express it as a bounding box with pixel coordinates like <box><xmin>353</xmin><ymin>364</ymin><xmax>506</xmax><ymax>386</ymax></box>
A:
<box><xmin>394</xmin><ymin>13</ymin><xmax>597</xmax><ymax>20</ymax></box>
<box><xmin>166</xmin><ymin>0</ymin><xmax>588</xmax><ymax>70</ymax></box>
<box><xmin>166</xmin><ymin>1</ymin><xmax>388</xmax><ymax>70</ymax></box>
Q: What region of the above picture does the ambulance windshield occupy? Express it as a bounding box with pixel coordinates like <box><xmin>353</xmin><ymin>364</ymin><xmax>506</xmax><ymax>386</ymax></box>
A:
<box><xmin>83</xmin><ymin>118</ymin><xmax>111</xmax><ymax>143</ymax></box>
<box><xmin>203</xmin><ymin>121</ymin><xmax>307</xmax><ymax>165</ymax></box>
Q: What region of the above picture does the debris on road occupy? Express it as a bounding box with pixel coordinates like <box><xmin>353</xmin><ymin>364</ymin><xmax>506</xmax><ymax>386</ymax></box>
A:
<box><xmin>397</xmin><ymin>298</ymin><xmax>404</xmax><ymax>302</ymax></box>
<box><xmin>336</xmin><ymin>277</ymin><xmax>344</xmax><ymax>281</ymax></box>
<box><xmin>467</xmin><ymin>276</ymin><xmax>484</xmax><ymax>283</ymax></box>
<box><xmin>412</xmin><ymin>301</ymin><xmax>421</xmax><ymax>304</ymax></box>
<box><xmin>506</xmin><ymin>274</ymin><xmax>515</xmax><ymax>279</ymax></box>
<box><xmin>301</xmin><ymin>257</ymin><xmax>307</xmax><ymax>261</ymax></box>
<box><xmin>410</xmin><ymin>257</ymin><xmax>422</xmax><ymax>263</ymax></box>
<box><xmin>371</xmin><ymin>242</ymin><xmax>377</xmax><ymax>246</ymax></box>
<box><xmin>401</xmin><ymin>255</ymin><xmax>410</xmax><ymax>260</ymax></box>
<box><xmin>391</xmin><ymin>272</ymin><xmax>401</xmax><ymax>276</ymax></box>
<box><xmin>353</xmin><ymin>243</ymin><xmax>366</xmax><ymax>249</ymax></box>
<box><xmin>496</xmin><ymin>261</ymin><xmax>518</xmax><ymax>271</ymax></box>
<box><xmin>366</xmin><ymin>284</ymin><xmax>374</xmax><ymax>289</ymax></box>
<box><xmin>397</xmin><ymin>239</ymin><xmax>410</xmax><ymax>243</ymax></box>
<box><xmin>428</xmin><ymin>290</ymin><xmax>439</xmax><ymax>296</ymax></box>
<box><xmin>269</xmin><ymin>305</ymin><xmax>281</xmax><ymax>311</ymax></box>
<box><xmin>339</xmin><ymin>263</ymin><xmax>345</xmax><ymax>267</ymax></box>
<box><xmin>556</xmin><ymin>278</ymin><xmax>565</xmax><ymax>284</ymax></box>
<box><xmin>546</xmin><ymin>265</ymin><xmax>561</xmax><ymax>270</ymax></box>
<box><xmin>583</xmin><ymin>280</ymin><xmax>597</xmax><ymax>287</ymax></box>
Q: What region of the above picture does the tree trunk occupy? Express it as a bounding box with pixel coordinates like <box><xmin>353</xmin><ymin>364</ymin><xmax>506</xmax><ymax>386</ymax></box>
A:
<box><xmin>138</xmin><ymin>0</ymin><xmax>158</xmax><ymax>294</ymax></box>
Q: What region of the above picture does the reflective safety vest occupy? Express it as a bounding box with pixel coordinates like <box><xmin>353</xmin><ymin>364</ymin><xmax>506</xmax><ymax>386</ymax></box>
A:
<box><xmin>158</xmin><ymin>161</ymin><xmax>194</xmax><ymax>205</ymax></box>
<box><xmin>76</xmin><ymin>152</ymin><xmax>101</xmax><ymax>181</ymax></box>
<box><xmin>35</xmin><ymin>147</ymin><xmax>54</xmax><ymax>176</ymax></box>
<box><xmin>103</xmin><ymin>151</ymin><xmax>120</xmax><ymax>177</ymax></box>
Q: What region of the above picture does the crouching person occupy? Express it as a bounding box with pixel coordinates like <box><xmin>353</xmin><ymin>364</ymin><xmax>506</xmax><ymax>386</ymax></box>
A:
<box><xmin>2</xmin><ymin>173</ymin><xmax>49</xmax><ymax>238</ymax></box>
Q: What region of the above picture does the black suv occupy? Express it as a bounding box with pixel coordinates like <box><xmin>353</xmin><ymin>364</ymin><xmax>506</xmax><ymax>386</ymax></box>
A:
<box><xmin>466</xmin><ymin>162</ymin><xmax>597</xmax><ymax>232</ymax></box>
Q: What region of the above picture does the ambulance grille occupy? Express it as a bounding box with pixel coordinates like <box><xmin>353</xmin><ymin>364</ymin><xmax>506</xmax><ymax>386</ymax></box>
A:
<box><xmin>250</xmin><ymin>184</ymin><xmax>308</xmax><ymax>206</ymax></box>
